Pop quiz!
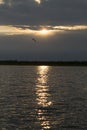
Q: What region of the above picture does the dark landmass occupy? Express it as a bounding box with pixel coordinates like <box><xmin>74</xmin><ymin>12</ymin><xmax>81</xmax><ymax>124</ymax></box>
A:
<box><xmin>0</xmin><ymin>61</ymin><xmax>87</xmax><ymax>66</ymax></box>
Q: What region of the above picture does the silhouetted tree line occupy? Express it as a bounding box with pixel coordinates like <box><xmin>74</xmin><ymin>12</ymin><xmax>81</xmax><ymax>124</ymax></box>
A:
<box><xmin>0</xmin><ymin>60</ymin><xmax>87</xmax><ymax>66</ymax></box>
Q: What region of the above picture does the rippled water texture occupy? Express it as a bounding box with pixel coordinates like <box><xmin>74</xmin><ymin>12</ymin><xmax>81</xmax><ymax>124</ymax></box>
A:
<box><xmin>0</xmin><ymin>66</ymin><xmax>87</xmax><ymax>130</ymax></box>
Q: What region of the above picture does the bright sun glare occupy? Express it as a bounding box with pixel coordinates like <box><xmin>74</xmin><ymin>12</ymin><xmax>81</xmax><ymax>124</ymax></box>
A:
<box><xmin>35</xmin><ymin>0</ymin><xmax>41</xmax><ymax>4</ymax></box>
<box><xmin>39</xmin><ymin>29</ymin><xmax>49</xmax><ymax>35</ymax></box>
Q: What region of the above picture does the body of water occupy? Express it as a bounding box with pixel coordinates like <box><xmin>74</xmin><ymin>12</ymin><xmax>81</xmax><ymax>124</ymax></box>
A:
<box><xmin>0</xmin><ymin>66</ymin><xmax>87</xmax><ymax>130</ymax></box>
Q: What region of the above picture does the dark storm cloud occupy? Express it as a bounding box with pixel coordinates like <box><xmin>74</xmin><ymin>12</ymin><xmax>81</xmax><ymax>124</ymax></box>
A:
<box><xmin>0</xmin><ymin>0</ymin><xmax>87</xmax><ymax>25</ymax></box>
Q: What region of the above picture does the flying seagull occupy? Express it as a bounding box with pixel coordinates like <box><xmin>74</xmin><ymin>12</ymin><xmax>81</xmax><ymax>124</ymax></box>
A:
<box><xmin>32</xmin><ymin>38</ymin><xmax>37</xmax><ymax>43</ymax></box>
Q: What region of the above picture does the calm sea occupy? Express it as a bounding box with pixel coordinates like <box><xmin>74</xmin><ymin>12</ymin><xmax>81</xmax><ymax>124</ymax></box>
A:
<box><xmin>0</xmin><ymin>66</ymin><xmax>87</xmax><ymax>130</ymax></box>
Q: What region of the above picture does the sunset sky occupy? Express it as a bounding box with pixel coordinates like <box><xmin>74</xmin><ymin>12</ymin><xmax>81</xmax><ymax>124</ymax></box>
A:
<box><xmin>0</xmin><ymin>0</ymin><xmax>87</xmax><ymax>61</ymax></box>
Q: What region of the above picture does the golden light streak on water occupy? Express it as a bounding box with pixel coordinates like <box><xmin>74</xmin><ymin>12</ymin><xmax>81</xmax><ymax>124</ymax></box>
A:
<box><xmin>36</xmin><ymin>66</ymin><xmax>52</xmax><ymax>107</ymax></box>
<box><xmin>36</xmin><ymin>66</ymin><xmax>52</xmax><ymax>129</ymax></box>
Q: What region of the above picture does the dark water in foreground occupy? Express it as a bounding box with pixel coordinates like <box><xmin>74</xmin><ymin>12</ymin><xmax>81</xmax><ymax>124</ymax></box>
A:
<box><xmin>0</xmin><ymin>66</ymin><xmax>87</xmax><ymax>130</ymax></box>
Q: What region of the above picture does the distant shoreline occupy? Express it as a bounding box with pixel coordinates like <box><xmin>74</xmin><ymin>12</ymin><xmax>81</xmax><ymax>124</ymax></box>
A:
<box><xmin>0</xmin><ymin>61</ymin><xmax>87</xmax><ymax>66</ymax></box>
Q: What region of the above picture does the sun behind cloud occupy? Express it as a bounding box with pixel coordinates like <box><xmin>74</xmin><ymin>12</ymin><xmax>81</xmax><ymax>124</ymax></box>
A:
<box><xmin>1</xmin><ymin>25</ymin><xmax>87</xmax><ymax>36</ymax></box>
<box><xmin>35</xmin><ymin>0</ymin><xmax>41</xmax><ymax>4</ymax></box>
<box><xmin>39</xmin><ymin>29</ymin><xmax>49</xmax><ymax>35</ymax></box>
<box><xmin>37</xmin><ymin>28</ymin><xmax>56</xmax><ymax>36</ymax></box>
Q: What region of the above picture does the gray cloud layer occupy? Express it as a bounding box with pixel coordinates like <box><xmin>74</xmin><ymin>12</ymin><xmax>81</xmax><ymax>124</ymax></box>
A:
<box><xmin>0</xmin><ymin>0</ymin><xmax>87</xmax><ymax>25</ymax></box>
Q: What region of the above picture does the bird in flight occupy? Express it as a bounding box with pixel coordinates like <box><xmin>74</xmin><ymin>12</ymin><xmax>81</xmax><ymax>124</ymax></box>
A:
<box><xmin>32</xmin><ymin>38</ymin><xmax>37</xmax><ymax>43</ymax></box>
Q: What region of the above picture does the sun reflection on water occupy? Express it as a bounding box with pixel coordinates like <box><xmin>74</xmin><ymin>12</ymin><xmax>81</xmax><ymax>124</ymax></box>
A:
<box><xmin>36</xmin><ymin>66</ymin><xmax>52</xmax><ymax>107</ymax></box>
<box><xmin>36</xmin><ymin>66</ymin><xmax>52</xmax><ymax>129</ymax></box>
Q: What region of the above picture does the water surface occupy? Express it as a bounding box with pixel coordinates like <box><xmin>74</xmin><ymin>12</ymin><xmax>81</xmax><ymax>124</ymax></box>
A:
<box><xmin>0</xmin><ymin>66</ymin><xmax>87</xmax><ymax>130</ymax></box>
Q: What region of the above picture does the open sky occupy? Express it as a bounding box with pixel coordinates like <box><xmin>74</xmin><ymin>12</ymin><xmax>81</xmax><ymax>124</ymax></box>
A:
<box><xmin>0</xmin><ymin>0</ymin><xmax>87</xmax><ymax>61</ymax></box>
